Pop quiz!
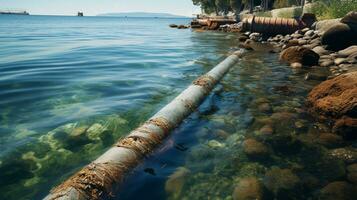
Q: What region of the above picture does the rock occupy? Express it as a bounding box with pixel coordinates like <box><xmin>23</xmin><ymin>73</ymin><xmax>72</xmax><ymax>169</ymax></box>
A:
<box><xmin>244</xmin><ymin>40</ymin><xmax>279</xmax><ymax>52</ymax></box>
<box><xmin>338</xmin><ymin>46</ymin><xmax>357</xmax><ymax>57</ymax></box>
<box><xmin>329</xmin><ymin>147</ymin><xmax>357</xmax><ymax>164</ymax></box>
<box><xmin>286</xmin><ymin>39</ymin><xmax>299</xmax><ymax>47</ymax></box>
<box><xmin>215</xmin><ymin>129</ymin><xmax>230</xmax><ymax>139</ymax></box>
<box><xmin>165</xmin><ymin>167</ymin><xmax>190</xmax><ymax>199</ymax></box>
<box><xmin>319</xmin><ymin>60</ymin><xmax>334</xmax><ymax>67</ymax></box>
<box><xmin>301</xmin><ymin>28</ymin><xmax>310</xmax><ymax>33</ymax></box>
<box><xmin>316</xmin><ymin>133</ymin><xmax>344</xmax><ymax>148</ymax></box>
<box><xmin>258</xmin><ymin>103</ymin><xmax>272</xmax><ymax>113</ymax></box>
<box><xmin>243</xmin><ymin>139</ymin><xmax>269</xmax><ymax>157</ymax></box>
<box><xmin>298</xmin><ymin>39</ymin><xmax>308</xmax><ymax>45</ymax></box>
<box><xmin>304</xmin><ymin>72</ymin><xmax>327</xmax><ymax>81</ymax></box>
<box><xmin>304</xmin><ymin>30</ymin><xmax>314</xmax><ymax>37</ymax></box>
<box><xmin>69</xmin><ymin>126</ymin><xmax>87</xmax><ymax>138</ymax></box>
<box><xmin>290</xmin><ymin>62</ymin><xmax>302</xmax><ymax>68</ymax></box>
<box><xmin>334</xmin><ymin>58</ymin><xmax>348</xmax><ymax>65</ymax></box>
<box><xmin>314</xmin><ymin>18</ymin><xmax>341</xmax><ymax>33</ymax></box>
<box><xmin>259</xmin><ymin>125</ymin><xmax>274</xmax><ymax>135</ymax></box>
<box><xmin>319</xmin><ymin>181</ymin><xmax>357</xmax><ymax>200</ymax></box>
<box><xmin>341</xmin><ymin>11</ymin><xmax>357</xmax><ymax>32</ymax></box>
<box><xmin>249</xmin><ymin>32</ymin><xmax>262</xmax><ymax>41</ymax></box>
<box><xmin>280</xmin><ymin>46</ymin><xmax>320</xmax><ymax>66</ymax></box>
<box><xmin>169</xmin><ymin>24</ymin><xmax>178</xmax><ymax>28</ymax></box>
<box><xmin>233</xmin><ymin>177</ymin><xmax>265</xmax><ymax>200</ymax></box>
<box><xmin>263</xmin><ymin>168</ymin><xmax>301</xmax><ymax>199</ymax></box>
<box><xmin>291</xmin><ymin>33</ymin><xmax>302</xmax><ymax>39</ymax></box>
<box><xmin>190</xmin><ymin>24</ymin><xmax>201</xmax><ymax>29</ymax></box>
<box><xmin>177</xmin><ymin>25</ymin><xmax>189</xmax><ymax>29</ymax></box>
<box><xmin>238</xmin><ymin>35</ymin><xmax>249</xmax><ymax>42</ymax></box>
<box><xmin>321</xmin><ymin>23</ymin><xmax>357</xmax><ymax>51</ymax></box>
<box><xmin>333</xmin><ymin>116</ymin><xmax>357</xmax><ymax>140</ymax></box>
<box><xmin>307</xmin><ymin>72</ymin><xmax>357</xmax><ymax>139</ymax></box>
<box><xmin>207</xmin><ymin>140</ymin><xmax>225</xmax><ymax>149</ymax></box>
<box><xmin>347</xmin><ymin>164</ymin><xmax>357</xmax><ymax>183</ymax></box>
<box><xmin>86</xmin><ymin>123</ymin><xmax>107</xmax><ymax>141</ymax></box>
<box><xmin>312</xmin><ymin>46</ymin><xmax>329</xmax><ymax>56</ymax></box>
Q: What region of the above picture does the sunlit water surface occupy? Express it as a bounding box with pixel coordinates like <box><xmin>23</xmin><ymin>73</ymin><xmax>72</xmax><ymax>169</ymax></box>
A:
<box><xmin>0</xmin><ymin>15</ymin><xmax>339</xmax><ymax>200</ymax></box>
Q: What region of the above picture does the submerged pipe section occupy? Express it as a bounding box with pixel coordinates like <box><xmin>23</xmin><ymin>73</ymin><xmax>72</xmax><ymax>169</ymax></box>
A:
<box><xmin>44</xmin><ymin>50</ymin><xmax>245</xmax><ymax>200</ymax></box>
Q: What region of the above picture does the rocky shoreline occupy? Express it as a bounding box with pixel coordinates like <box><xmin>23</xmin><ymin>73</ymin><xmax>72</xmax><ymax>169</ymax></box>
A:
<box><xmin>236</xmin><ymin>13</ymin><xmax>356</xmax><ymax>200</ymax></box>
<box><xmin>166</xmin><ymin>12</ymin><xmax>357</xmax><ymax>200</ymax></box>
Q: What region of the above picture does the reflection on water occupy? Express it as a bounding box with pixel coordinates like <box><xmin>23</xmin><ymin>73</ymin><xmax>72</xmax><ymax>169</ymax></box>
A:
<box><xmin>0</xmin><ymin>15</ymin><xmax>241</xmax><ymax>199</ymax></box>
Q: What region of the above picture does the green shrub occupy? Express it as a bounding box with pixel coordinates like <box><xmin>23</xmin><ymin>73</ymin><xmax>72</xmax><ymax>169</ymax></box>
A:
<box><xmin>311</xmin><ymin>0</ymin><xmax>357</xmax><ymax>19</ymax></box>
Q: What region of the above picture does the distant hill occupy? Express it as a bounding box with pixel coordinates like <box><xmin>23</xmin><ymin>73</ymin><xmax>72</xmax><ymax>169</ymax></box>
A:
<box><xmin>97</xmin><ymin>12</ymin><xmax>189</xmax><ymax>18</ymax></box>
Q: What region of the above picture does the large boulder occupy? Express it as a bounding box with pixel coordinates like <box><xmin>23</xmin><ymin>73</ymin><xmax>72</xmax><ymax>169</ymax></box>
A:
<box><xmin>307</xmin><ymin>72</ymin><xmax>357</xmax><ymax>140</ymax></box>
<box><xmin>280</xmin><ymin>46</ymin><xmax>319</xmax><ymax>66</ymax></box>
<box><xmin>313</xmin><ymin>18</ymin><xmax>341</xmax><ymax>33</ymax></box>
<box><xmin>341</xmin><ymin>11</ymin><xmax>357</xmax><ymax>32</ymax></box>
<box><xmin>232</xmin><ymin>177</ymin><xmax>265</xmax><ymax>200</ymax></box>
<box><xmin>321</xmin><ymin>23</ymin><xmax>357</xmax><ymax>51</ymax></box>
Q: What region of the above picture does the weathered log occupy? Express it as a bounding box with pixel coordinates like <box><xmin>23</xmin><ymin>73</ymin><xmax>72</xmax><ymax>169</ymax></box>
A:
<box><xmin>44</xmin><ymin>50</ymin><xmax>245</xmax><ymax>200</ymax></box>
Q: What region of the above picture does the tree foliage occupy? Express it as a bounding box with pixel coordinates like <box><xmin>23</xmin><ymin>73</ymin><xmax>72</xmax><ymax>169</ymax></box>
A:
<box><xmin>193</xmin><ymin>0</ymin><xmax>243</xmax><ymax>15</ymax></box>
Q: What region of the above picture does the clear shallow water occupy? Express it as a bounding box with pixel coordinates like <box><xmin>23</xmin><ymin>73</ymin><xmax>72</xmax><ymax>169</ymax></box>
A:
<box><xmin>0</xmin><ymin>15</ymin><xmax>345</xmax><ymax>200</ymax></box>
<box><xmin>0</xmin><ymin>15</ymin><xmax>241</xmax><ymax>199</ymax></box>
<box><xmin>118</xmin><ymin>52</ymin><xmax>336</xmax><ymax>200</ymax></box>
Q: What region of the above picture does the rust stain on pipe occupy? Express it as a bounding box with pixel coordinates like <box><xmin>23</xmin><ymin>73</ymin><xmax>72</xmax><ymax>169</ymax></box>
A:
<box><xmin>147</xmin><ymin>117</ymin><xmax>172</xmax><ymax>135</ymax></box>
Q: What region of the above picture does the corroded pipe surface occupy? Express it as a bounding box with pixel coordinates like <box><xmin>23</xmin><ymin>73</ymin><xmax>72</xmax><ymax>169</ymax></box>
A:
<box><xmin>242</xmin><ymin>16</ymin><xmax>306</xmax><ymax>35</ymax></box>
<box><xmin>44</xmin><ymin>50</ymin><xmax>245</xmax><ymax>200</ymax></box>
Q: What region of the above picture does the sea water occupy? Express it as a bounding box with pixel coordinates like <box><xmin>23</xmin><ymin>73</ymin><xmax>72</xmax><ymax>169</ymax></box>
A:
<box><xmin>0</xmin><ymin>15</ymin><xmax>337</xmax><ymax>200</ymax></box>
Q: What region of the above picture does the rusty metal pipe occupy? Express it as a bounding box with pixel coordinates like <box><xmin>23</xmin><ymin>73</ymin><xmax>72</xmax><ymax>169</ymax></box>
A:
<box><xmin>242</xmin><ymin>16</ymin><xmax>306</xmax><ymax>35</ymax></box>
<box><xmin>44</xmin><ymin>50</ymin><xmax>245</xmax><ymax>200</ymax></box>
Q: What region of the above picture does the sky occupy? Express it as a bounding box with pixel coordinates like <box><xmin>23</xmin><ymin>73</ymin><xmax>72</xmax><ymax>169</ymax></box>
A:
<box><xmin>0</xmin><ymin>0</ymin><xmax>201</xmax><ymax>16</ymax></box>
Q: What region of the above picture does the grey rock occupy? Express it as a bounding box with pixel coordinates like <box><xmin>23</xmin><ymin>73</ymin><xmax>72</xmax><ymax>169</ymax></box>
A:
<box><xmin>320</xmin><ymin>60</ymin><xmax>334</xmax><ymax>67</ymax></box>
<box><xmin>338</xmin><ymin>46</ymin><xmax>357</xmax><ymax>57</ymax></box>
<box><xmin>341</xmin><ymin>11</ymin><xmax>357</xmax><ymax>32</ymax></box>
<box><xmin>334</xmin><ymin>58</ymin><xmax>348</xmax><ymax>65</ymax></box>
<box><xmin>313</xmin><ymin>46</ymin><xmax>329</xmax><ymax>55</ymax></box>
<box><xmin>304</xmin><ymin>30</ymin><xmax>315</xmax><ymax>37</ymax></box>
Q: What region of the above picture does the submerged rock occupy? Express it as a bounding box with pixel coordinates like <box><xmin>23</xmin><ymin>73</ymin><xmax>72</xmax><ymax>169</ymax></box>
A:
<box><xmin>347</xmin><ymin>163</ymin><xmax>357</xmax><ymax>184</ymax></box>
<box><xmin>279</xmin><ymin>46</ymin><xmax>319</xmax><ymax>66</ymax></box>
<box><xmin>319</xmin><ymin>181</ymin><xmax>357</xmax><ymax>200</ymax></box>
<box><xmin>263</xmin><ymin>168</ymin><xmax>301</xmax><ymax>199</ymax></box>
<box><xmin>208</xmin><ymin>140</ymin><xmax>226</xmax><ymax>149</ymax></box>
<box><xmin>165</xmin><ymin>167</ymin><xmax>190</xmax><ymax>199</ymax></box>
<box><xmin>243</xmin><ymin>139</ymin><xmax>269</xmax><ymax>158</ymax></box>
<box><xmin>316</xmin><ymin>133</ymin><xmax>344</xmax><ymax>148</ymax></box>
<box><xmin>232</xmin><ymin>177</ymin><xmax>265</xmax><ymax>200</ymax></box>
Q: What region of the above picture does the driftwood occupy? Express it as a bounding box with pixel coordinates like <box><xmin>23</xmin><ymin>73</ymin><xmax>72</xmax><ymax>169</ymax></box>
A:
<box><xmin>44</xmin><ymin>50</ymin><xmax>245</xmax><ymax>200</ymax></box>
